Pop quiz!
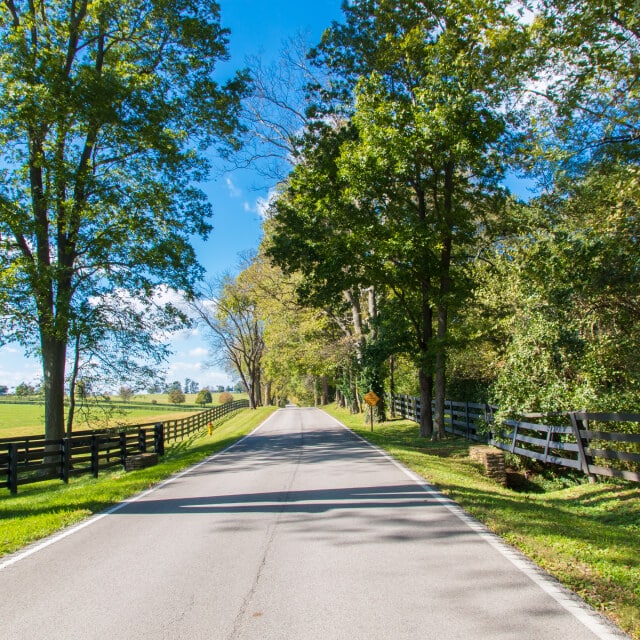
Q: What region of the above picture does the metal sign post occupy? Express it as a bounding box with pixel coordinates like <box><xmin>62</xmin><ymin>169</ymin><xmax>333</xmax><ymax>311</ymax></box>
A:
<box><xmin>364</xmin><ymin>391</ymin><xmax>380</xmax><ymax>432</ymax></box>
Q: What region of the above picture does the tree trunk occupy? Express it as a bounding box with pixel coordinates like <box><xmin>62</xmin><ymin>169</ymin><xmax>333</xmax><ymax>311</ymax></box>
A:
<box><xmin>419</xmin><ymin>366</ymin><xmax>433</xmax><ymax>438</ymax></box>
<box><xmin>321</xmin><ymin>375</ymin><xmax>329</xmax><ymax>405</ymax></box>
<box><xmin>42</xmin><ymin>335</ymin><xmax>67</xmax><ymax>442</ymax></box>
<box><xmin>434</xmin><ymin>159</ymin><xmax>454</xmax><ymax>441</ymax></box>
<box><xmin>389</xmin><ymin>355</ymin><xmax>396</xmax><ymax>418</ymax></box>
<box><xmin>66</xmin><ymin>331</ymin><xmax>81</xmax><ymax>435</ymax></box>
<box><xmin>434</xmin><ymin>305</ymin><xmax>448</xmax><ymax>441</ymax></box>
<box><xmin>264</xmin><ymin>380</ymin><xmax>272</xmax><ymax>406</ymax></box>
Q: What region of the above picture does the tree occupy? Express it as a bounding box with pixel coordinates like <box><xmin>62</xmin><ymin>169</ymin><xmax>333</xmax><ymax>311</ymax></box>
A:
<box><xmin>270</xmin><ymin>0</ymin><xmax>528</xmax><ymax>437</ymax></box>
<box><xmin>191</xmin><ymin>274</ymin><xmax>265</xmax><ymax>409</ymax></box>
<box><xmin>166</xmin><ymin>381</ymin><xmax>183</xmax><ymax>393</ymax></box>
<box><xmin>168</xmin><ymin>387</ymin><xmax>186</xmax><ymax>405</ymax></box>
<box><xmin>245</xmin><ymin>243</ymin><xmax>347</xmax><ymax>407</ymax></box>
<box><xmin>0</xmin><ymin>385</ymin><xmax>8</xmax><ymax>395</ymax></box>
<box><xmin>0</xmin><ymin>0</ymin><xmax>247</xmax><ymax>443</ymax></box>
<box><xmin>15</xmin><ymin>382</ymin><xmax>36</xmax><ymax>397</ymax></box>
<box><xmin>196</xmin><ymin>388</ymin><xmax>212</xmax><ymax>406</ymax></box>
<box><xmin>119</xmin><ymin>386</ymin><xmax>134</xmax><ymax>403</ymax></box>
<box><xmin>525</xmin><ymin>0</ymin><xmax>640</xmax><ymax>172</ymax></box>
<box><xmin>64</xmin><ymin>290</ymin><xmax>182</xmax><ymax>433</ymax></box>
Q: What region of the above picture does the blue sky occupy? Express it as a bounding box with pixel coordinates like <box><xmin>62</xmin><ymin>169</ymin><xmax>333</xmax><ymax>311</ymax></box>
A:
<box><xmin>0</xmin><ymin>1</ymin><xmax>345</xmax><ymax>393</ymax></box>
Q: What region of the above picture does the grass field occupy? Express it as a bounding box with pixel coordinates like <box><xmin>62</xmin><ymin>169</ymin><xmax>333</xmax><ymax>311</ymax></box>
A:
<box><xmin>323</xmin><ymin>405</ymin><xmax>640</xmax><ymax>640</ymax></box>
<box><xmin>0</xmin><ymin>406</ymin><xmax>277</xmax><ymax>557</ymax></box>
<box><xmin>0</xmin><ymin>393</ymin><xmax>249</xmax><ymax>438</ymax></box>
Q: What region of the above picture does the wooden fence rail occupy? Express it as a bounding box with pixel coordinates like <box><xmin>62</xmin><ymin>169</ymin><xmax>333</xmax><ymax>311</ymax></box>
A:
<box><xmin>388</xmin><ymin>394</ymin><xmax>640</xmax><ymax>483</ymax></box>
<box><xmin>0</xmin><ymin>399</ymin><xmax>249</xmax><ymax>494</ymax></box>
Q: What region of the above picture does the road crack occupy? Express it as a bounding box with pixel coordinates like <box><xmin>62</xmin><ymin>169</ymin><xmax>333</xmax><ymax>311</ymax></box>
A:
<box><xmin>226</xmin><ymin>413</ymin><xmax>305</xmax><ymax>640</ymax></box>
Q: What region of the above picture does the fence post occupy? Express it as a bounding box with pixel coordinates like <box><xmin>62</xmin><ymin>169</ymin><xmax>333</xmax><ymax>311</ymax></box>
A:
<box><xmin>119</xmin><ymin>432</ymin><xmax>127</xmax><ymax>468</ymax></box>
<box><xmin>91</xmin><ymin>434</ymin><xmax>99</xmax><ymax>478</ymax></box>
<box><xmin>569</xmin><ymin>412</ymin><xmax>596</xmax><ymax>483</ymax></box>
<box><xmin>484</xmin><ymin>404</ymin><xmax>492</xmax><ymax>442</ymax></box>
<box><xmin>465</xmin><ymin>402</ymin><xmax>470</xmax><ymax>438</ymax></box>
<box><xmin>138</xmin><ymin>428</ymin><xmax>147</xmax><ymax>454</ymax></box>
<box><xmin>60</xmin><ymin>438</ymin><xmax>70</xmax><ymax>484</ymax></box>
<box><xmin>510</xmin><ymin>422</ymin><xmax>519</xmax><ymax>453</ymax></box>
<box><xmin>154</xmin><ymin>423</ymin><xmax>165</xmax><ymax>456</ymax></box>
<box><xmin>8</xmin><ymin>443</ymin><xmax>18</xmax><ymax>494</ymax></box>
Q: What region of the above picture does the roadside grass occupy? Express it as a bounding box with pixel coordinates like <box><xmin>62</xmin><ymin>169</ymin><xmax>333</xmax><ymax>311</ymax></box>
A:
<box><xmin>323</xmin><ymin>405</ymin><xmax>640</xmax><ymax>640</ymax></box>
<box><xmin>0</xmin><ymin>406</ymin><xmax>277</xmax><ymax>559</ymax></box>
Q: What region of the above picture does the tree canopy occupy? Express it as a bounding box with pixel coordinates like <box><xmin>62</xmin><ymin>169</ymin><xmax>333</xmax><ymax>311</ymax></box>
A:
<box><xmin>0</xmin><ymin>0</ymin><xmax>247</xmax><ymax>439</ymax></box>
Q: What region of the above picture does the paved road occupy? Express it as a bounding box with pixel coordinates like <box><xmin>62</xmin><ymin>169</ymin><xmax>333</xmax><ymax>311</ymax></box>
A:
<box><xmin>0</xmin><ymin>408</ymin><xmax>628</xmax><ymax>639</ymax></box>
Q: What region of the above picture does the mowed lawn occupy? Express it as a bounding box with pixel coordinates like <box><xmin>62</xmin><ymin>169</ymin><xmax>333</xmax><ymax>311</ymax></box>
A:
<box><xmin>0</xmin><ymin>394</ymin><xmax>248</xmax><ymax>438</ymax></box>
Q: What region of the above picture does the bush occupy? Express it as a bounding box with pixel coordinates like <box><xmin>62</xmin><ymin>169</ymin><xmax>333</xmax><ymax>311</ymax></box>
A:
<box><xmin>196</xmin><ymin>389</ymin><xmax>213</xmax><ymax>405</ymax></box>
<box><xmin>168</xmin><ymin>388</ymin><xmax>186</xmax><ymax>405</ymax></box>
<box><xmin>219</xmin><ymin>391</ymin><xmax>234</xmax><ymax>404</ymax></box>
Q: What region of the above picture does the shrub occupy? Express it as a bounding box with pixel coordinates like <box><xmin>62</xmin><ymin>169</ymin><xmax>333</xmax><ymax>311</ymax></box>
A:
<box><xmin>168</xmin><ymin>388</ymin><xmax>186</xmax><ymax>405</ymax></box>
<box><xmin>196</xmin><ymin>389</ymin><xmax>213</xmax><ymax>405</ymax></box>
<box><xmin>219</xmin><ymin>391</ymin><xmax>233</xmax><ymax>404</ymax></box>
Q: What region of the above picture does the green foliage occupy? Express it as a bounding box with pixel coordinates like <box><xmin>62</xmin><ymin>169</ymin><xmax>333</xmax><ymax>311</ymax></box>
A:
<box><xmin>168</xmin><ymin>388</ymin><xmax>186</xmax><ymax>405</ymax></box>
<box><xmin>195</xmin><ymin>389</ymin><xmax>212</xmax><ymax>406</ymax></box>
<box><xmin>471</xmin><ymin>161</ymin><xmax>640</xmax><ymax>414</ymax></box>
<box><xmin>14</xmin><ymin>382</ymin><xmax>36</xmax><ymax>397</ymax></box>
<box><xmin>0</xmin><ymin>0</ymin><xmax>248</xmax><ymax>440</ymax></box>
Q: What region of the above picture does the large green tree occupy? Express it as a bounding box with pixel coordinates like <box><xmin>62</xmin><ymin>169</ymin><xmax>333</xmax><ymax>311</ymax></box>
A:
<box><xmin>0</xmin><ymin>0</ymin><xmax>246</xmax><ymax>440</ymax></box>
<box><xmin>270</xmin><ymin>0</ymin><xmax>528</xmax><ymax>437</ymax></box>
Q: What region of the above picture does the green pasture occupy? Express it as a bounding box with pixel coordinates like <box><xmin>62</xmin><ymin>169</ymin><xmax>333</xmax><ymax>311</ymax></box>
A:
<box><xmin>0</xmin><ymin>393</ymin><xmax>249</xmax><ymax>438</ymax></box>
<box><xmin>324</xmin><ymin>405</ymin><xmax>640</xmax><ymax>640</ymax></box>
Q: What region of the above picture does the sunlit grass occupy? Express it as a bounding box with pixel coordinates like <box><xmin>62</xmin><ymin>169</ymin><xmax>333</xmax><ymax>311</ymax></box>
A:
<box><xmin>0</xmin><ymin>407</ymin><xmax>277</xmax><ymax>558</ymax></box>
<box><xmin>324</xmin><ymin>405</ymin><xmax>640</xmax><ymax>639</ymax></box>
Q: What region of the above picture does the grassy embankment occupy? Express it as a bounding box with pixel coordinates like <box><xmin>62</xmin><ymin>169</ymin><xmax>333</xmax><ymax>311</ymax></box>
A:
<box><xmin>323</xmin><ymin>405</ymin><xmax>640</xmax><ymax>640</ymax></box>
<box><xmin>0</xmin><ymin>406</ymin><xmax>277</xmax><ymax>558</ymax></box>
<box><xmin>0</xmin><ymin>393</ymin><xmax>249</xmax><ymax>438</ymax></box>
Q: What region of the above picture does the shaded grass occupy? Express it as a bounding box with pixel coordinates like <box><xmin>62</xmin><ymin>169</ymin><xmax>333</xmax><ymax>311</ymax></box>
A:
<box><xmin>324</xmin><ymin>406</ymin><xmax>640</xmax><ymax>639</ymax></box>
<box><xmin>0</xmin><ymin>407</ymin><xmax>277</xmax><ymax>558</ymax></box>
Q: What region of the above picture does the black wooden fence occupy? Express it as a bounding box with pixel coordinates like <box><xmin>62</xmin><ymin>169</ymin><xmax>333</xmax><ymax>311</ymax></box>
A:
<box><xmin>0</xmin><ymin>399</ymin><xmax>249</xmax><ymax>494</ymax></box>
<box><xmin>389</xmin><ymin>394</ymin><xmax>640</xmax><ymax>483</ymax></box>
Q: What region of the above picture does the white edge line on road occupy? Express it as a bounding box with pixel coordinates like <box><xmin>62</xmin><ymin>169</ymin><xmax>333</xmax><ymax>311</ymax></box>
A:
<box><xmin>324</xmin><ymin>411</ymin><xmax>629</xmax><ymax>640</ymax></box>
<box><xmin>0</xmin><ymin>409</ymin><xmax>282</xmax><ymax>573</ymax></box>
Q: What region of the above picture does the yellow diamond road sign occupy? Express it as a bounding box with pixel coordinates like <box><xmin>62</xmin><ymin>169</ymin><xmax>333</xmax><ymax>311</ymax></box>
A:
<box><xmin>364</xmin><ymin>391</ymin><xmax>380</xmax><ymax>406</ymax></box>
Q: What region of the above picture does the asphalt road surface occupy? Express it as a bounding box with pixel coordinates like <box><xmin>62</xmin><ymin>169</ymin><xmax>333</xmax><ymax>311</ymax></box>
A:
<box><xmin>0</xmin><ymin>407</ymin><xmax>629</xmax><ymax>640</ymax></box>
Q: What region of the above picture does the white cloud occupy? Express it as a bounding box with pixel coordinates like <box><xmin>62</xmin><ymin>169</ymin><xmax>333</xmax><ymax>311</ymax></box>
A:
<box><xmin>255</xmin><ymin>188</ymin><xmax>279</xmax><ymax>220</ymax></box>
<box><xmin>0</xmin><ymin>346</ymin><xmax>41</xmax><ymax>390</ymax></box>
<box><xmin>188</xmin><ymin>347</ymin><xmax>209</xmax><ymax>357</ymax></box>
<box><xmin>225</xmin><ymin>176</ymin><xmax>242</xmax><ymax>198</ymax></box>
<box><xmin>165</xmin><ymin>360</ymin><xmax>232</xmax><ymax>388</ymax></box>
